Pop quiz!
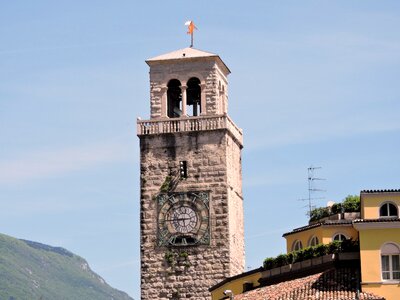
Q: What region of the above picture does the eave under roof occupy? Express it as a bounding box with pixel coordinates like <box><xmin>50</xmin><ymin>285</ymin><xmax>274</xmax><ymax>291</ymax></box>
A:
<box><xmin>145</xmin><ymin>47</ymin><xmax>231</xmax><ymax>74</ymax></box>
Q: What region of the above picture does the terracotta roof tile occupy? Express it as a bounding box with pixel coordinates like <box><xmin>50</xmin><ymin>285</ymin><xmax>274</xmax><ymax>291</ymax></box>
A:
<box><xmin>234</xmin><ymin>268</ymin><xmax>384</xmax><ymax>300</ymax></box>
<box><xmin>361</xmin><ymin>189</ymin><xmax>400</xmax><ymax>193</ymax></box>
<box><xmin>282</xmin><ymin>220</ymin><xmax>353</xmax><ymax>237</ymax></box>
<box><xmin>282</xmin><ymin>222</ymin><xmax>322</xmax><ymax>237</ymax></box>
<box><xmin>353</xmin><ymin>218</ymin><xmax>400</xmax><ymax>223</ymax></box>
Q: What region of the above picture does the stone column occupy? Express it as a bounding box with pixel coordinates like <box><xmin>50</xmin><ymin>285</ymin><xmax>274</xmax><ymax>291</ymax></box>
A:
<box><xmin>221</xmin><ymin>91</ymin><xmax>227</xmax><ymax>115</ymax></box>
<box><xmin>181</xmin><ymin>85</ymin><xmax>187</xmax><ymax>116</ymax></box>
<box><xmin>160</xmin><ymin>86</ymin><xmax>167</xmax><ymax>118</ymax></box>
<box><xmin>200</xmin><ymin>83</ymin><xmax>206</xmax><ymax>115</ymax></box>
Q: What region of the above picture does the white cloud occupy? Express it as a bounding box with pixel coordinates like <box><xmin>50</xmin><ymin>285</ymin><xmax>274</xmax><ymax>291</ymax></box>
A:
<box><xmin>0</xmin><ymin>141</ymin><xmax>136</xmax><ymax>185</ymax></box>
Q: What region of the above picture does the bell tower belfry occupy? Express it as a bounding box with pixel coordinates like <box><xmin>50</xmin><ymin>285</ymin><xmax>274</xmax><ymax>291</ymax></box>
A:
<box><xmin>137</xmin><ymin>47</ymin><xmax>244</xmax><ymax>300</ymax></box>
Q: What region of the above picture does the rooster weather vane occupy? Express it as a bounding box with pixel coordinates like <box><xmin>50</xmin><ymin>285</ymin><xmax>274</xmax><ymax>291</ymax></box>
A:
<box><xmin>185</xmin><ymin>20</ymin><xmax>197</xmax><ymax>48</ymax></box>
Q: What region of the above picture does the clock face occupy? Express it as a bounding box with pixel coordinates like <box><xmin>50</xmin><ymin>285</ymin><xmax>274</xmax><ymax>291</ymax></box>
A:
<box><xmin>171</xmin><ymin>206</ymin><xmax>197</xmax><ymax>233</ymax></box>
<box><xmin>157</xmin><ymin>192</ymin><xmax>210</xmax><ymax>247</ymax></box>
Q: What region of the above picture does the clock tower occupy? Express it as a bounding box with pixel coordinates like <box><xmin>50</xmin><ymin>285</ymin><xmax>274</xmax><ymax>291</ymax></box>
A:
<box><xmin>137</xmin><ymin>47</ymin><xmax>244</xmax><ymax>299</ymax></box>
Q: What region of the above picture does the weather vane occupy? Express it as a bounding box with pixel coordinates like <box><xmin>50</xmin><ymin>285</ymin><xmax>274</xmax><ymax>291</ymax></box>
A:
<box><xmin>185</xmin><ymin>20</ymin><xmax>197</xmax><ymax>48</ymax></box>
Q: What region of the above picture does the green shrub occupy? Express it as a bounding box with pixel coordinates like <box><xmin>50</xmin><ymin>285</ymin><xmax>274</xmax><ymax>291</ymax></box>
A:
<box><xmin>263</xmin><ymin>257</ymin><xmax>274</xmax><ymax>269</ymax></box>
<box><xmin>314</xmin><ymin>243</ymin><xmax>328</xmax><ymax>257</ymax></box>
<box><xmin>303</xmin><ymin>247</ymin><xmax>315</xmax><ymax>260</ymax></box>
<box><xmin>286</xmin><ymin>252</ymin><xmax>294</xmax><ymax>264</ymax></box>
<box><xmin>309</xmin><ymin>194</ymin><xmax>360</xmax><ymax>222</ymax></box>
<box><xmin>293</xmin><ymin>249</ymin><xmax>304</xmax><ymax>263</ymax></box>
<box><xmin>164</xmin><ymin>250</ymin><xmax>177</xmax><ymax>266</ymax></box>
<box><xmin>275</xmin><ymin>254</ymin><xmax>289</xmax><ymax>267</ymax></box>
<box><xmin>309</xmin><ymin>207</ymin><xmax>330</xmax><ymax>222</ymax></box>
<box><xmin>342</xmin><ymin>195</ymin><xmax>360</xmax><ymax>212</ymax></box>
<box><xmin>262</xmin><ymin>239</ymin><xmax>360</xmax><ymax>270</ymax></box>
<box><xmin>331</xmin><ymin>203</ymin><xmax>342</xmax><ymax>214</ymax></box>
<box><xmin>327</xmin><ymin>241</ymin><xmax>342</xmax><ymax>254</ymax></box>
<box><xmin>160</xmin><ymin>176</ymin><xmax>172</xmax><ymax>192</ymax></box>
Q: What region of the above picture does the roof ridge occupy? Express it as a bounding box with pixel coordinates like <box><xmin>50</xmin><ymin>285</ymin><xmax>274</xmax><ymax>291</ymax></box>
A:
<box><xmin>361</xmin><ymin>189</ymin><xmax>400</xmax><ymax>193</ymax></box>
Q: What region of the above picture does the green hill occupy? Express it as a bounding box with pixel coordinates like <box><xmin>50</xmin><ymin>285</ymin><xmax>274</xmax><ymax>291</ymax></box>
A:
<box><xmin>0</xmin><ymin>233</ymin><xmax>133</xmax><ymax>300</ymax></box>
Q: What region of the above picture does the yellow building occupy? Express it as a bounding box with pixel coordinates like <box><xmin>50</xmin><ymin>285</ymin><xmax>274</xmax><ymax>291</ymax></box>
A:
<box><xmin>283</xmin><ymin>189</ymin><xmax>400</xmax><ymax>300</ymax></box>
<box><xmin>283</xmin><ymin>216</ymin><xmax>359</xmax><ymax>253</ymax></box>
<box><xmin>210</xmin><ymin>189</ymin><xmax>400</xmax><ymax>300</ymax></box>
<box><xmin>353</xmin><ymin>189</ymin><xmax>400</xmax><ymax>300</ymax></box>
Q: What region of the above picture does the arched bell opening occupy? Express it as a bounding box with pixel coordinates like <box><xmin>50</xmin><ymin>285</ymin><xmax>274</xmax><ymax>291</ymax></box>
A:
<box><xmin>186</xmin><ymin>77</ymin><xmax>201</xmax><ymax>117</ymax></box>
<box><xmin>167</xmin><ymin>79</ymin><xmax>182</xmax><ymax>118</ymax></box>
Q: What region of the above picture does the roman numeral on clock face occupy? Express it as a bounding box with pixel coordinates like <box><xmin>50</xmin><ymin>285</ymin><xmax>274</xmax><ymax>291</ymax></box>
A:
<box><xmin>190</xmin><ymin>193</ymin><xmax>199</xmax><ymax>202</ymax></box>
<box><xmin>168</xmin><ymin>195</ymin><xmax>177</xmax><ymax>204</ymax></box>
<box><xmin>160</xmin><ymin>229</ymin><xmax>169</xmax><ymax>237</ymax></box>
<box><xmin>168</xmin><ymin>236</ymin><xmax>177</xmax><ymax>244</ymax></box>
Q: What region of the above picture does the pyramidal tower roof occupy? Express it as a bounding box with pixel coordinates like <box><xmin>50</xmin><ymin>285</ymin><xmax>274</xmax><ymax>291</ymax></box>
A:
<box><xmin>146</xmin><ymin>47</ymin><xmax>230</xmax><ymax>73</ymax></box>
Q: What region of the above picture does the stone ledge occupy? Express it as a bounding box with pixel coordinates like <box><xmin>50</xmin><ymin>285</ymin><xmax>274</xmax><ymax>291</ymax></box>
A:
<box><xmin>137</xmin><ymin>114</ymin><xmax>243</xmax><ymax>146</ymax></box>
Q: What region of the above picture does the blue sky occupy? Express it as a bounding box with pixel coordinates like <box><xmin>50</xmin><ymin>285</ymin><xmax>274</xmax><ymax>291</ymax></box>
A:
<box><xmin>1</xmin><ymin>1</ymin><xmax>400</xmax><ymax>298</ymax></box>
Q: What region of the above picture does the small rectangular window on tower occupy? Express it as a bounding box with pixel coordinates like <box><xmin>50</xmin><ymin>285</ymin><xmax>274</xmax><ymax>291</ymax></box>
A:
<box><xmin>179</xmin><ymin>161</ymin><xmax>188</xmax><ymax>179</ymax></box>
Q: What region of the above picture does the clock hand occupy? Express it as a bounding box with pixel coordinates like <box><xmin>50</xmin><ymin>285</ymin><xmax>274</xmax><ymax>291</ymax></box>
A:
<box><xmin>165</xmin><ymin>217</ymin><xmax>192</xmax><ymax>221</ymax></box>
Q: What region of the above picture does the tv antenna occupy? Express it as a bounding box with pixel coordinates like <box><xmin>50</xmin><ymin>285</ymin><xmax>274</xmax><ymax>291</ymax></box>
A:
<box><xmin>299</xmin><ymin>166</ymin><xmax>326</xmax><ymax>217</ymax></box>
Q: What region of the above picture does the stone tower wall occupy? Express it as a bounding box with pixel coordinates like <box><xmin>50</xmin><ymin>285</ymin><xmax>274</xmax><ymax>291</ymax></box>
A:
<box><xmin>139</xmin><ymin>130</ymin><xmax>242</xmax><ymax>299</ymax></box>
<box><xmin>226</xmin><ymin>134</ymin><xmax>245</xmax><ymax>276</ymax></box>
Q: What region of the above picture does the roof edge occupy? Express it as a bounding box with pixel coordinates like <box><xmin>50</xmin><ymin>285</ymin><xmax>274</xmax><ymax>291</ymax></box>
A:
<box><xmin>283</xmin><ymin>220</ymin><xmax>353</xmax><ymax>237</ymax></box>
<box><xmin>209</xmin><ymin>267</ymin><xmax>264</xmax><ymax>292</ymax></box>
<box><xmin>361</xmin><ymin>189</ymin><xmax>400</xmax><ymax>194</ymax></box>
<box><xmin>145</xmin><ymin>47</ymin><xmax>231</xmax><ymax>74</ymax></box>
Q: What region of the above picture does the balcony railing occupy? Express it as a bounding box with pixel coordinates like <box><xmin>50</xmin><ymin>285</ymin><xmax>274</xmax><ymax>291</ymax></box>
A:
<box><xmin>137</xmin><ymin>114</ymin><xmax>243</xmax><ymax>144</ymax></box>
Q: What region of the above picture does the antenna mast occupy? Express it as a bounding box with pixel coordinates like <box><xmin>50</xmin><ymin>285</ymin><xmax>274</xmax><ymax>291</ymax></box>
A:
<box><xmin>307</xmin><ymin>166</ymin><xmax>326</xmax><ymax>216</ymax></box>
<box><xmin>299</xmin><ymin>166</ymin><xmax>326</xmax><ymax>217</ymax></box>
